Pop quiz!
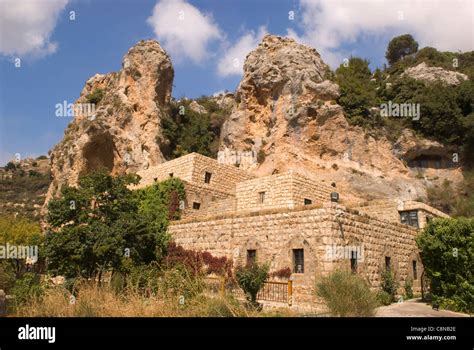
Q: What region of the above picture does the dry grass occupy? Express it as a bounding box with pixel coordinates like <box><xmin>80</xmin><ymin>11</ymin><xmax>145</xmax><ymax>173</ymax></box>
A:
<box><xmin>13</xmin><ymin>281</ymin><xmax>296</xmax><ymax>317</ymax></box>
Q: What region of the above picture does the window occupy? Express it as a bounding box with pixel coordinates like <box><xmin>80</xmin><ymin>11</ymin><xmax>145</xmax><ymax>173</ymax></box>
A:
<box><xmin>169</xmin><ymin>173</ymin><xmax>173</xmax><ymax>177</ymax></box>
<box><xmin>304</xmin><ymin>198</ymin><xmax>312</xmax><ymax>205</ymax></box>
<box><xmin>385</xmin><ymin>256</ymin><xmax>391</xmax><ymax>270</ymax></box>
<box><xmin>293</xmin><ymin>249</ymin><xmax>304</xmax><ymax>273</ymax></box>
<box><xmin>192</xmin><ymin>202</ymin><xmax>201</xmax><ymax>210</ymax></box>
<box><xmin>400</xmin><ymin>210</ymin><xmax>419</xmax><ymax>228</ymax></box>
<box><xmin>258</xmin><ymin>191</ymin><xmax>265</xmax><ymax>204</ymax></box>
<box><xmin>204</xmin><ymin>172</ymin><xmax>212</xmax><ymax>184</ymax></box>
<box><xmin>350</xmin><ymin>250</ymin><xmax>358</xmax><ymax>273</ymax></box>
<box><xmin>247</xmin><ymin>250</ymin><xmax>256</xmax><ymax>266</ymax></box>
<box><xmin>412</xmin><ymin>261</ymin><xmax>417</xmax><ymax>280</ymax></box>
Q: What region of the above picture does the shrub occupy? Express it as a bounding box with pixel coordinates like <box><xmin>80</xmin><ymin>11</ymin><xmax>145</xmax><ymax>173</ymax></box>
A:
<box><xmin>416</xmin><ymin>218</ymin><xmax>474</xmax><ymax>313</ymax></box>
<box><xmin>380</xmin><ymin>268</ymin><xmax>399</xmax><ymax>303</ymax></box>
<box><xmin>11</xmin><ymin>272</ymin><xmax>43</xmax><ymax>306</ymax></box>
<box><xmin>376</xmin><ymin>291</ymin><xmax>393</xmax><ymax>306</ymax></box>
<box><xmin>269</xmin><ymin>267</ymin><xmax>292</xmax><ymax>279</ymax></box>
<box><xmin>316</xmin><ymin>270</ymin><xmax>378</xmax><ymax>316</ymax></box>
<box><xmin>85</xmin><ymin>88</ymin><xmax>104</xmax><ymax>105</ymax></box>
<box><xmin>404</xmin><ymin>279</ymin><xmax>414</xmax><ymax>299</ymax></box>
<box><xmin>235</xmin><ymin>262</ymin><xmax>269</xmax><ymax>306</ymax></box>
<box><xmin>164</xmin><ymin>242</ymin><xmax>233</xmax><ymax>278</ymax></box>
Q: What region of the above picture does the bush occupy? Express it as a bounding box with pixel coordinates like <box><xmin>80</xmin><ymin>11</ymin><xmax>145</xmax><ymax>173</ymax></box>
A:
<box><xmin>416</xmin><ymin>218</ymin><xmax>474</xmax><ymax>313</ymax></box>
<box><xmin>404</xmin><ymin>279</ymin><xmax>414</xmax><ymax>299</ymax></box>
<box><xmin>376</xmin><ymin>291</ymin><xmax>393</xmax><ymax>306</ymax></box>
<box><xmin>85</xmin><ymin>88</ymin><xmax>104</xmax><ymax>105</ymax></box>
<box><xmin>269</xmin><ymin>267</ymin><xmax>292</xmax><ymax>279</ymax></box>
<box><xmin>380</xmin><ymin>268</ymin><xmax>399</xmax><ymax>303</ymax></box>
<box><xmin>235</xmin><ymin>262</ymin><xmax>269</xmax><ymax>306</ymax></box>
<box><xmin>316</xmin><ymin>270</ymin><xmax>378</xmax><ymax>316</ymax></box>
<box><xmin>11</xmin><ymin>272</ymin><xmax>43</xmax><ymax>306</ymax></box>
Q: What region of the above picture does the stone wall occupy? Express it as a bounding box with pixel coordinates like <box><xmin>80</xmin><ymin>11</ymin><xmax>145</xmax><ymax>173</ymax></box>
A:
<box><xmin>353</xmin><ymin>199</ymin><xmax>449</xmax><ymax>228</ymax></box>
<box><xmin>168</xmin><ymin>203</ymin><xmax>422</xmax><ymax>307</ymax></box>
<box><xmin>134</xmin><ymin>154</ymin><xmax>195</xmax><ymax>189</ymax></box>
<box><xmin>135</xmin><ymin>153</ymin><xmax>254</xmax><ymax>195</ymax></box>
<box><xmin>189</xmin><ymin>153</ymin><xmax>254</xmax><ymax>194</ymax></box>
<box><xmin>182</xmin><ymin>182</ymin><xmax>236</xmax><ymax>218</ymax></box>
<box><xmin>235</xmin><ymin>171</ymin><xmax>334</xmax><ymax>212</ymax></box>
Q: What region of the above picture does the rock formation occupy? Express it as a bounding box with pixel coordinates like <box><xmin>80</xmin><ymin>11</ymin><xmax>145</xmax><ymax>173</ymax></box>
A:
<box><xmin>403</xmin><ymin>62</ymin><xmax>468</xmax><ymax>86</ymax></box>
<box><xmin>46</xmin><ymin>40</ymin><xmax>173</xmax><ymax>202</ymax></box>
<box><xmin>219</xmin><ymin>35</ymin><xmax>462</xmax><ymax>202</ymax></box>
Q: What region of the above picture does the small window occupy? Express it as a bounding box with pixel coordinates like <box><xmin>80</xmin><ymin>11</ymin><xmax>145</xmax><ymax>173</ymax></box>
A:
<box><xmin>400</xmin><ymin>210</ymin><xmax>419</xmax><ymax>228</ymax></box>
<box><xmin>293</xmin><ymin>249</ymin><xmax>304</xmax><ymax>273</ymax></box>
<box><xmin>304</xmin><ymin>198</ymin><xmax>312</xmax><ymax>205</ymax></box>
<box><xmin>258</xmin><ymin>191</ymin><xmax>265</xmax><ymax>204</ymax></box>
<box><xmin>246</xmin><ymin>250</ymin><xmax>256</xmax><ymax>266</ymax></box>
<box><xmin>350</xmin><ymin>251</ymin><xmax>358</xmax><ymax>273</ymax></box>
<box><xmin>169</xmin><ymin>173</ymin><xmax>173</xmax><ymax>177</ymax></box>
<box><xmin>412</xmin><ymin>260</ymin><xmax>417</xmax><ymax>280</ymax></box>
<box><xmin>192</xmin><ymin>202</ymin><xmax>201</xmax><ymax>210</ymax></box>
<box><xmin>385</xmin><ymin>256</ymin><xmax>391</xmax><ymax>270</ymax></box>
<box><xmin>204</xmin><ymin>172</ymin><xmax>212</xmax><ymax>184</ymax></box>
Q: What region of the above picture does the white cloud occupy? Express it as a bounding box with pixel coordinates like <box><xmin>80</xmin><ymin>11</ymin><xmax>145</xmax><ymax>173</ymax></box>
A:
<box><xmin>217</xmin><ymin>26</ymin><xmax>268</xmax><ymax>77</ymax></box>
<box><xmin>0</xmin><ymin>0</ymin><xmax>69</xmax><ymax>58</ymax></box>
<box><xmin>147</xmin><ymin>0</ymin><xmax>222</xmax><ymax>63</ymax></box>
<box><xmin>289</xmin><ymin>0</ymin><xmax>474</xmax><ymax>68</ymax></box>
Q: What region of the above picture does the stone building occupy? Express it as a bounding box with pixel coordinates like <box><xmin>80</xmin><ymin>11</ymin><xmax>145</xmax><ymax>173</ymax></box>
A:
<box><xmin>136</xmin><ymin>153</ymin><xmax>449</xmax><ymax>308</ymax></box>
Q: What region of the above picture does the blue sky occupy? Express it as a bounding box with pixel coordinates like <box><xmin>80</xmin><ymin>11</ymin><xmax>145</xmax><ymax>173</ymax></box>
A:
<box><xmin>0</xmin><ymin>0</ymin><xmax>472</xmax><ymax>165</ymax></box>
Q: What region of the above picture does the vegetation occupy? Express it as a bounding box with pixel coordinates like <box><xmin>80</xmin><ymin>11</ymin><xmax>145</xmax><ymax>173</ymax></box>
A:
<box><xmin>44</xmin><ymin>171</ymin><xmax>185</xmax><ymax>279</ymax></box>
<box><xmin>378</xmin><ymin>268</ymin><xmax>399</xmax><ymax>305</ymax></box>
<box><xmin>335</xmin><ymin>57</ymin><xmax>381</xmax><ymax>128</ymax></box>
<box><xmin>0</xmin><ymin>170</ymin><xmax>51</xmax><ymax>220</ymax></box>
<box><xmin>404</xmin><ymin>279</ymin><xmax>414</xmax><ymax>300</ymax></box>
<box><xmin>385</xmin><ymin>34</ymin><xmax>419</xmax><ymax>66</ymax></box>
<box><xmin>416</xmin><ymin>218</ymin><xmax>474</xmax><ymax>313</ymax></box>
<box><xmin>316</xmin><ymin>270</ymin><xmax>378</xmax><ymax>316</ymax></box>
<box><xmin>0</xmin><ymin>215</ymin><xmax>43</xmax><ymax>295</ymax></box>
<box><xmin>235</xmin><ymin>261</ymin><xmax>269</xmax><ymax>306</ymax></box>
<box><xmin>161</xmin><ymin>97</ymin><xmax>230</xmax><ymax>159</ymax></box>
<box><xmin>427</xmin><ymin>172</ymin><xmax>474</xmax><ymax>217</ymax></box>
<box><xmin>85</xmin><ymin>88</ymin><xmax>104</xmax><ymax>105</ymax></box>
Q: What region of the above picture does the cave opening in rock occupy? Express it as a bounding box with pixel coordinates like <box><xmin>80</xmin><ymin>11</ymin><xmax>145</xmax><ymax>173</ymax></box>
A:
<box><xmin>407</xmin><ymin>155</ymin><xmax>454</xmax><ymax>169</ymax></box>
<box><xmin>82</xmin><ymin>133</ymin><xmax>115</xmax><ymax>173</ymax></box>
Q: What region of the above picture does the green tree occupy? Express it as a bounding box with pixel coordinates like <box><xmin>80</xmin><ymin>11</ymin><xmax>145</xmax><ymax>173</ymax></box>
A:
<box><xmin>386</xmin><ymin>34</ymin><xmax>419</xmax><ymax>65</ymax></box>
<box><xmin>416</xmin><ymin>218</ymin><xmax>474</xmax><ymax>313</ymax></box>
<box><xmin>0</xmin><ymin>215</ymin><xmax>43</xmax><ymax>279</ymax></box>
<box><xmin>335</xmin><ymin>57</ymin><xmax>381</xmax><ymax>128</ymax></box>
<box><xmin>44</xmin><ymin>171</ymin><xmax>185</xmax><ymax>278</ymax></box>
<box><xmin>160</xmin><ymin>98</ymin><xmax>229</xmax><ymax>159</ymax></box>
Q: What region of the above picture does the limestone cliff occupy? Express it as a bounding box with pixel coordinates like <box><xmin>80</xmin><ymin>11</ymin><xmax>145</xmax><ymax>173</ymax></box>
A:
<box><xmin>219</xmin><ymin>35</ymin><xmax>462</xmax><ymax>202</ymax></box>
<box><xmin>403</xmin><ymin>62</ymin><xmax>468</xmax><ymax>86</ymax></box>
<box><xmin>46</xmin><ymin>40</ymin><xmax>173</xmax><ymax>202</ymax></box>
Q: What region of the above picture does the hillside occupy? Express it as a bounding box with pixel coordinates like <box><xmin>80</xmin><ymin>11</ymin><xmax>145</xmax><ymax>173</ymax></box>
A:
<box><xmin>0</xmin><ymin>157</ymin><xmax>51</xmax><ymax>220</ymax></box>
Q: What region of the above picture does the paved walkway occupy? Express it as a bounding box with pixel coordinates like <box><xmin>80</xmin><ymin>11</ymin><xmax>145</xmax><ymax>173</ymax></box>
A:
<box><xmin>376</xmin><ymin>299</ymin><xmax>470</xmax><ymax>317</ymax></box>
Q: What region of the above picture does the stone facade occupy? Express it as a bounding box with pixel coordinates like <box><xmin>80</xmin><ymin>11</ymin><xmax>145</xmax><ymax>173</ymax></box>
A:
<box><xmin>136</xmin><ymin>153</ymin><xmax>449</xmax><ymax>308</ymax></box>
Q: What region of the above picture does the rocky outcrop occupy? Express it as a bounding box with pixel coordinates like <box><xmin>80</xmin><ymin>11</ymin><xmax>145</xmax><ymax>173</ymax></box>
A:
<box><xmin>45</xmin><ymin>40</ymin><xmax>173</xmax><ymax>202</ymax></box>
<box><xmin>403</xmin><ymin>62</ymin><xmax>468</xmax><ymax>86</ymax></box>
<box><xmin>219</xmin><ymin>35</ymin><xmax>462</xmax><ymax>202</ymax></box>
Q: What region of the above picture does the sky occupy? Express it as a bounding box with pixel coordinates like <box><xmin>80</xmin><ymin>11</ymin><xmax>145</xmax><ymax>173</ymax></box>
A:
<box><xmin>0</xmin><ymin>0</ymin><xmax>473</xmax><ymax>165</ymax></box>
